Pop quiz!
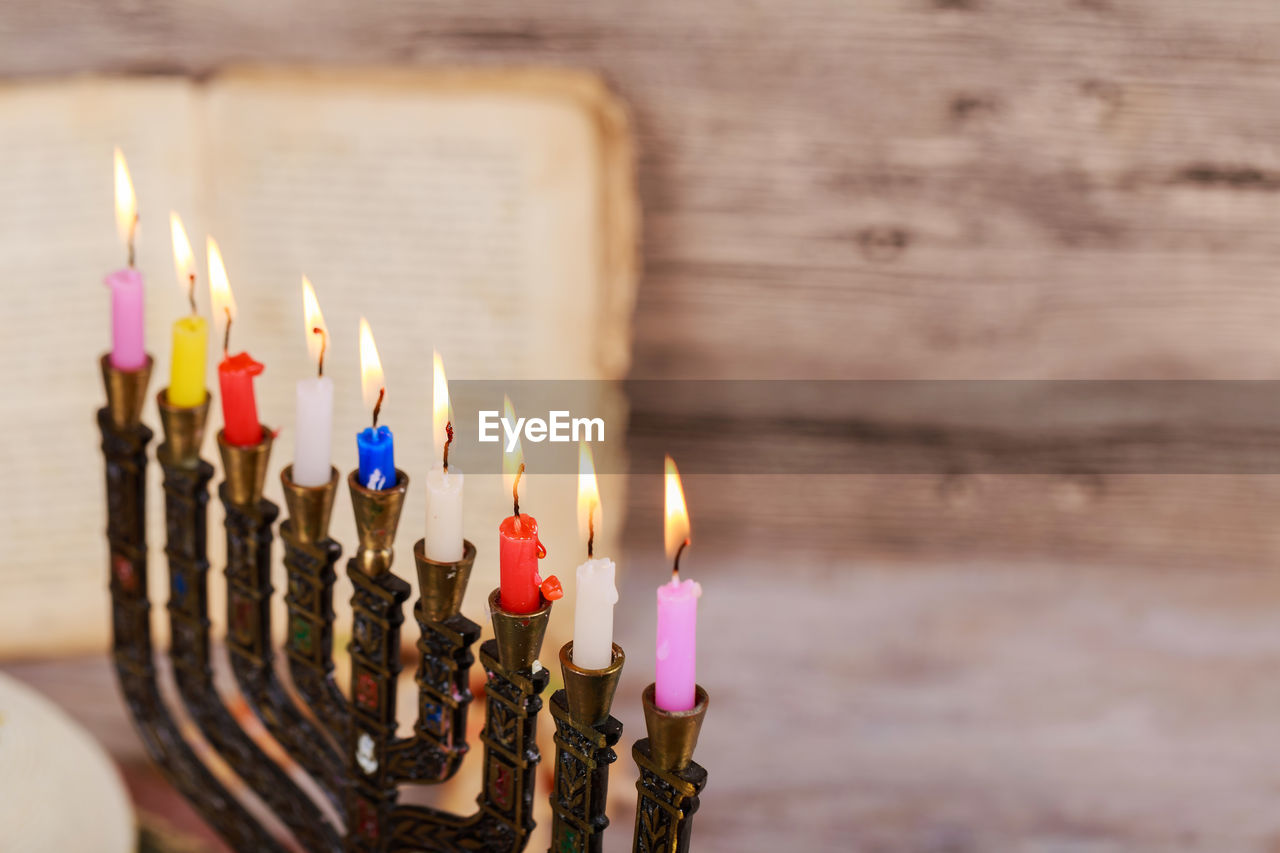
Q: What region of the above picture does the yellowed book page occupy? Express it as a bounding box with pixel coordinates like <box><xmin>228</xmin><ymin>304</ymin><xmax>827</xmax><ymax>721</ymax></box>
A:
<box><xmin>199</xmin><ymin>68</ymin><xmax>635</xmax><ymax>649</ymax></box>
<box><xmin>0</xmin><ymin>77</ymin><xmax>202</xmax><ymax>658</ymax></box>
<box><xmin>0</xmin><ymin>69</ymin><xmax>636</xmax><ymax>658</ymax></box>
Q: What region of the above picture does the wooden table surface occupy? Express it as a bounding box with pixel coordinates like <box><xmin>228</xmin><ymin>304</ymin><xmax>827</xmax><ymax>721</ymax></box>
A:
<box><xmin>11</xmin><ymin>549</ymin><xmax>1280</xmax><ymax>852</ymax></box>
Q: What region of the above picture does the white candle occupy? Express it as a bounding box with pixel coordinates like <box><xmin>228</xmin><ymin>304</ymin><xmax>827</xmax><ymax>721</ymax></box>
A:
<box><xmin>294</xmin><ymin>375</ymin><xmax>334</xmax><ymax>486</ymax></box>
<box><xmin>293</xmin><ymin>277</ymin><xmax>334</xmax><ymax>487</ymax></box>
<box><xmin>573</xmin><ymin>557</ymin><xmax>618</xmax><ymax>669</ymax></box>
<box><xmin>573</xmin><ymin>442</ymin><xmax>618</xmax><ymax>669</ymax></box>
<box><xmin>425</xmin><ymin>466</ymin><xmax>464</xmax><ymax>561</ymax></box>
<box><xmin>425</xmin><ymin>351</ymin><xmax>465</xmax><ymax>562</ymax></box>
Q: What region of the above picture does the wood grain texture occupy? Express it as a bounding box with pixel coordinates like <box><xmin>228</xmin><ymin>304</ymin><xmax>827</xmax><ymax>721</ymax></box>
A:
<box><xmin>6</xmin><ymin>1</ymin><xmax>1280</xmax><ymax>379</ymax></box>
<box><xmin>4</xmin><ymin>3</ymin><xmax>1280</xmax><ymax>563</ymax></box>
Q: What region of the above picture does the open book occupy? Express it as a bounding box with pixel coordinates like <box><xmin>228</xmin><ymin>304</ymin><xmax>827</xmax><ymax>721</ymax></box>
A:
<box><xmin>0</xmin><ymin>69</ymin><xmax>636</xmax><ymax>657</ymax></box>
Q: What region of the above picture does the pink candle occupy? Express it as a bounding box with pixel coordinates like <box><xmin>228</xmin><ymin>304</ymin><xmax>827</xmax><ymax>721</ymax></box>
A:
<box><xmin>107</xmin><ymin>149</ymin><xmax>145</xmax><ymax>370</ymax></box>
<box><xmin>656</xmin><ymin>454</ymin><xmax>700</xmax><ymax>711</ymax></box>
<box><xmin>655</xmin><ymin>575</ymin><xmax>701</xmax><ymax>711</ymax></box>
<box><xmin>105</xmin><ymin>268</ymin><xmax>146</xmax><ymax>370</ymax></box>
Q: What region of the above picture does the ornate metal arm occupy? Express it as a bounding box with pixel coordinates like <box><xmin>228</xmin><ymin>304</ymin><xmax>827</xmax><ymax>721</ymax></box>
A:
<box><xmin>548</xmin><ymin>642</ymin><xmax>625</xmax><ymax>853</ymax></box>
<box><xmin>219</xmin><ymin>454</ymin><xmax>346</xmax><ymax>805</ymax></box>
<box><xmin>280</xmin><ymin>466</ymin><xmax>352</xmax><ymax>753</ymax></box>
<box><xmin>100</xmin><ymin>369</ymin><xmax>283</xmax><ymax>853</ymax></box>
<box><xmin>631</xmin><ymin>686</ymin><xmax>709</xmax><ymax>853</ymax></box>
<box><xmin>154</xmin><ymin>412</ymin><xmax>340</xmax><ymax>852</ymax></box>
<box><xmin>385</xmin><ymin>539</ymin><xmax>482</xmax><ymax>783</ymax></box>
<box><xmin>385</xmin><ymin>609</ymin><xmax>480</xmax><ymax>782</ymax></box>
<box><xmin>388</xmin><ymin>639</ymin><xmax>551</xmax><ymax>853</ymax></box>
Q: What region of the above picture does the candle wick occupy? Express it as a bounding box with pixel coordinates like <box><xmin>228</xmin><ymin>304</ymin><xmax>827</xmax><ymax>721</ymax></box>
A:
<box><xmin>372</xmin><ymin>387</ymin><xmax>385</xmax><ymax>429</ymax></box>
<box><xmin>313</xmin><ymin>326</ymin><xmax>327</xmax><ymax>378</ymax></box>
<box><xmin>587</xmin><ymin>505</ymin><xmax>595</xmax><ymax>559</ymax></box>
<box><xmin>222</xmin><ymin>306</ymin><xmax>232</xmax><ymax>357</ymax></box>
<box><xmin>672</xmin><ymin>539</ymin><xmax>689</xmax><ymax>578</ymax></box>
<box><xmin>442</xmin><ymin>421</ymin><xmax>454</xmax><ymax>472</ymax></box>
<box><xmin>512</xmin><ymin>462</ymin><xmax>525</xmax><ymax>518</ymax></box>
<box><xmin>187</xmin><ymin>273</ymin><xmax>197</xmax><ymax>315</ymax></box>
<box><xmin>127</xmin><ymin>213</ymin><xmax>139</xmax><ymax>269</ymax></box>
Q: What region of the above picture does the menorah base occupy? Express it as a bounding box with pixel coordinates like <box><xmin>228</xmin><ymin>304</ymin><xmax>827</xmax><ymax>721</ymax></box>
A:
<box><xmin>99</xmin><ymin>358</ymin><xmax>709</xmax><ymax>853</ymax></box>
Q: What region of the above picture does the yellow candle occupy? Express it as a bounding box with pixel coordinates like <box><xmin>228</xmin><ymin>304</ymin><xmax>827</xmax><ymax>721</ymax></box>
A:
<box><xmin>168</xmin><ymin>315</ymin><xmax>208</xmax><ymax>406</ymax></box>
<box><xmin>167</xmin><ymin>213</ymin><xmax>207</xmax><ymax>407</ymax></box>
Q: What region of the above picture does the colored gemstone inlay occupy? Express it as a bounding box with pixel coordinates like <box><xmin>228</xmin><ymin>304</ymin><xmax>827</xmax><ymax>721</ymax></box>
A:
<box><xmin>291</xmin><ymin>616</ymin><xmax>312</xmax><ymax>653</ymax></box>
<box><xmin>113</xmin><ymin>554</ymin><xmax>137</xmax><ymax>592</ymax></box>
<box><xmin>355</xmin><ymin>798</ymin><xmax>378</xmax><ymax>839</ymax></box>
<box><xmin>356</xmin><ymin>672</ymin><xmax>378</xmax><ymax>711</ymax></box>
<box><xmin>491</xmin><ymin>761</ymin><xmax>512</xmax><ymax>808</ymax></box>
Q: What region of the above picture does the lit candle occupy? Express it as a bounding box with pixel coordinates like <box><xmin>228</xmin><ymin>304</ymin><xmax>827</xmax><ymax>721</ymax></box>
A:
<box><xmin>166</xmin><ymin>213</ymin><xmax>207</xmax><ymax>407</ymax></box>
<box><xmin>105</xmin><ymin>148</ymin><xmax>145</xmax><ymax>371</ymax></box>
<box><xmin>293</xmin><ymin>277</ymin><xmax>333</xmax><ymax>487</ymax></box>
<box><xmin>498</xmin><ymin>396</ymin><xmax>561</xmax><ymax>613</ymax></box>
<box><xmin>573</xmin><ymin>442</ymin><xmax>617</xmax><ymax>670</ymax></box>
<box><xmin>356</xmin><ymin>317</ymin><xmax>394</xmax><ymax>490</ymax></box>
<box><xmin>208</xmin><ymin>237</ymin><xmax>264</xmax><ymax>447</ymax></box>
<box><xmin>424</xmin><ymin>351</ymin><xmax>464</xmax><ymax>562</ymax></box>
<box><xmin>655</xmin><ymin>455</ymin><xmax>701</xmax><ymax>712</ymax></box>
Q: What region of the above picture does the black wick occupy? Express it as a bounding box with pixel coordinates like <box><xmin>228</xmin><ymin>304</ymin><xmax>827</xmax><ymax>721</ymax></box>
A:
<box><xmin>672</xmin><ymin>539</ymin><xmax>689</xmax><ymax>579</ymax></box>
<box><xmin>512</xmin><ymin>462</ymin><xmax>525</xmax><ymax>518</ymax></box>
<box><xmin>587</xmin><ymin>504</ymin><xmax>596</xmax><ymax>559</ymax></box>
<box><xmin>443</xmin><ymin>421</ymin><xmax>454</xmax><ymax>472</ymax></box>
<box><xmin>313</xmin><ymin>326</ymin><xmax>327</xmax><ymax>378</ymax></box>
<box><xmin>222</xmin><ymin>307</ymin><xmax>232</xmax><ymax>357</ymax></box>
<box><xmin>372</xmin><ymin>387</ymin><xmax>385</xmax><ymax>429</ymax></box>
<box><xmin>187</xmin><ymin>273</ymin><xmax>197</xmax><ymax>315</ymax></box>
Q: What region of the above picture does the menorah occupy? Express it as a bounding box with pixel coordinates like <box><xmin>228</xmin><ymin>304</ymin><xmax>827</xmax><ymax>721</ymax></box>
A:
<box><xmin>98</xmin><ymin>355</ymin><xmax>708</xmax><ymax>853</ymax></box>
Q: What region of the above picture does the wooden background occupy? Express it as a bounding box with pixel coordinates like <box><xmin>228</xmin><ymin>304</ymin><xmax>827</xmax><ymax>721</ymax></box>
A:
<box><xmin>9</xmin><ymin>2</ymin><xmax>1280</xmax><ymax>850</ymax></box>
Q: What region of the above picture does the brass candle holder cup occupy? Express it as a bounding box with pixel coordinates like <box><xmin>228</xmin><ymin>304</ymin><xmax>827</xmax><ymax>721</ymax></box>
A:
<box><xmin>217</xmin><ymin>427</ymin><xmax>273</xmax><ymax>507</ymax></box>
<box><xmin>641</xmin><ymin>684</ymin><xmax>709</xmax><ymax>774</ymax></box>
<box><xmin>487</xmin><ymin>587</ymin><xmax>552</xmax><ymax>673</ymax></box>
<box><xmin>414</xmin><ymin>538</ymin><xmax>475</xmax><ymax>622</ymax></box>
<box><xmin>100</xmin><ymin>353</ymin><xmax>153</xmax><ymax>430</ymax></box>
<box><xmin>280</xmin><ymin>465</ymin><xmax>339</xmax><ymax>544</ymax></box>
<box><xmin>156</xmin><ymin>389</ymin><xmax>210</xmax><ymax>467</ymax></box>
<box><xmin>348</xmin><ymin>468</ymin><xmax>408</xmax><ymax>575</ymax></box>
<box><xmin>560</xmin><ymin>641</ymin><xmax>625</xmax><ymax>727</ymax></box>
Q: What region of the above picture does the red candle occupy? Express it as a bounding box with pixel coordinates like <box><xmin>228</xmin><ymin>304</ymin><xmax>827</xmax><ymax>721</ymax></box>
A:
<box><xmin>499</xmin><ymin>513</ymin><xmax>545</xmax><ymax>613</ymax></box>
<box><xmin>497</xmin><ymin>396</ymin><xmax>560</xmax><ymax>614</ymax></box>
<box><xmin>208</xmin><ymin>237</ymin><xmax>264</xmax><ymax>447</ymax></box>
<box><xmin>219</xmin><ymin>352</ymin><xmax>264</xmax><ymax>447</ymax></box>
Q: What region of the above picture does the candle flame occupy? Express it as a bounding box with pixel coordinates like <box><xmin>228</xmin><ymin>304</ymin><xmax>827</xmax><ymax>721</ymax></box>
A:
<box><xmin>113</xmin><ymin>147</ymin><xmax>137</xmax><ymax>251</ymax></box>
<box><xmin>206</xmin><ymin>237</ymin><xmax>236</xmax><ymax>345</ymax></box>
<box><xmin>502</xmin><ymin>395</ymin><xmax>524</xmax><ymax>499</ymax></box>
<box><xmin>170</xmin><ymin>213</ymin><xmax>195</xmax><ymax>309</ymax></box>
<box><xmin>302</xmin><ymin>276</ymin><xmax>327</xmax><ymax>368</ymax></box>
<box><xmin>664</xmin><ymin>455</ymin><xmax>690</xmax><ymax>563</ymax></box>
<box><xmin>578</xmin><ymin>441</ymin><xmax>601</xmax><ymax>553</ymax></box>
<box><xmin>359</xmin><ymin>317</ymin><xmax>385</xmax><ymax>415</ymax></box>
<box><xmin>433</xmin><ymin>350</ymin><xmax>451</xmax><ymax>465</ymax></box>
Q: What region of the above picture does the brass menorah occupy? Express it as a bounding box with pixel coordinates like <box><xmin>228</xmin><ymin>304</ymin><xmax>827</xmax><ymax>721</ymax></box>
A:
<box><xmin>98</xmin><ymin>356</ymin><xmax>708</xmax><ymax>853</ymax></box>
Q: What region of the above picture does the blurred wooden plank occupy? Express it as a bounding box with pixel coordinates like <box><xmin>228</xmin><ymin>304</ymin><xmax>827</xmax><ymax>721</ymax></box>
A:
<box><xmin>5</xmin><ymin>2</ymin><xmax>1280</xmax><ymax>382</ymax></box>
<box><xmin>8</xmin><ymin>1</ymin><xmax>1280</xmax><ymax>564</ymax></box>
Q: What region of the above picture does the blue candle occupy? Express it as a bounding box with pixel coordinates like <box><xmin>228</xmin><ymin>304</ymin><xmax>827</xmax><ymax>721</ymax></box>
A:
<box><xmin>357</xmin><ymin>424</ymin><xmax>395</xmax><ymax>490</ymax></box>
<box><xmin>357</xmin><ymin>317</ymin><xmax>395</xmax><ymax>490</ymax></box>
